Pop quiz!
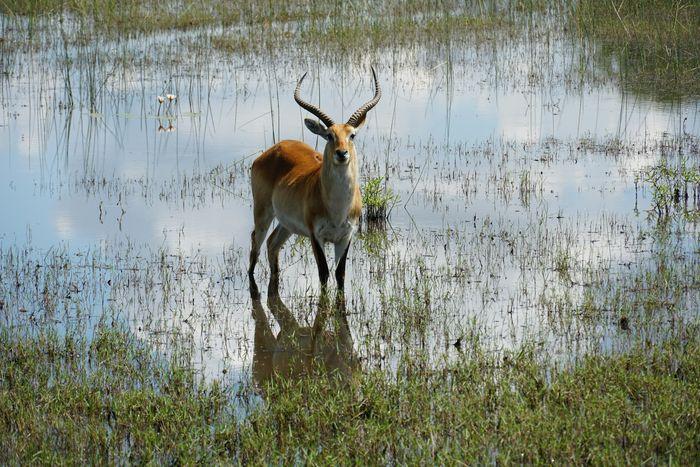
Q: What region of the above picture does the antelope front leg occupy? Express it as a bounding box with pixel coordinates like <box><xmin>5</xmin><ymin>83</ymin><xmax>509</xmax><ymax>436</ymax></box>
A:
<box><xmin>310</xmin><ymin>235</ymin><xmax>330</xmax><ymax>292</ymax></box>
<box><xmin>266</xmin><ymin>225</ymin><xmax>292</xmax><ymax>297</ymax></box>
<box><xmin>334</xmin><ymin>238</ymin><xmax>351</xmax><ymax>293</ymax></box>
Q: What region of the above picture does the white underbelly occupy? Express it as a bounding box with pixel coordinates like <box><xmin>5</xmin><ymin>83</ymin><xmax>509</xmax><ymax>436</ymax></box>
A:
<box><xmin>271</xmin><ymin>194</ymin><xmax>357</xmax><ymax>243</ymax></box>
<box><xmin>314</xmin><ymin>218</ymin><xmax>357</xmax><ymax>244</ymax></box>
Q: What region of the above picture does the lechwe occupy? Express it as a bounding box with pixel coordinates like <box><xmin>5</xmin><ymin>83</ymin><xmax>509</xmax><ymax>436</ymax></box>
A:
<box><xmin>248</xmin><ymin>68</ymin><xmax>381</xmax><ymax>298</ymax></box>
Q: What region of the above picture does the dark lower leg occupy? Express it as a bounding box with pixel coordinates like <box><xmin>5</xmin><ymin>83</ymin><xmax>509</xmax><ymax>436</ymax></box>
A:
<box><xmin>267</xmin><ymin>226</ymin><xmax>291</xmax><ymax>297</ymax></box>
<box><xmin>311</xmin><ymin>236</ymin><xmax>330</xmax><ymax>290</ymax></box>
<box><xmin>249</xmin><ymin>230</ymin><xmax>261</xmax><ymax>299</ymax></box>
<box><xmin>335</xmin><ymin>242</ymin><xmax>351</xmax><ymax>292</ymax></box>
<box><xmin>268</xmin><ymin>249</ymin><xmax>280</xmax><ymax>297</ymax></box>
<box><xmin>249</xmin><ymin>215</ymin><xmax>272</xmax><ymax>276</ymax></box>
<box><xmin>248</xmin><ymin>230</ymin><xmax>259</xmax><ymax>278</ymax></box>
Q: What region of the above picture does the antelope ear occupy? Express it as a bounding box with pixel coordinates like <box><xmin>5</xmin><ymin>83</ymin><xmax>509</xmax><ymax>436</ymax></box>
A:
<box><xmin>304</xmin><ymin>119</ymin><xmax>330</xmax><ymax>139</ymax></box>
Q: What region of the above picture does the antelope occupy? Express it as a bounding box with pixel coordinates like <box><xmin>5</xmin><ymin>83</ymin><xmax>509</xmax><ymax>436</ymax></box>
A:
<box><xmin>248</xmin><ymin>68</ymin><xmax>381</xmax><ymax>298</ymax></box>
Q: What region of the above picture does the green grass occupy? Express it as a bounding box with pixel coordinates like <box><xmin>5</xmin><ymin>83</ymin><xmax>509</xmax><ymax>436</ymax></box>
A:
<box><xmin>0</xmin><ymin>0</ymin><xmax>543</xmax><ymax>65</ymax></box>
<box><xmin>0</xmin><ymin>0</ymin><xmax>244</xmax><ymax>32</ymax></box>
<box><xmin>572</xmin><ymin>0</ymin><xmax>700</xmax><ymax>100</ymax></box>
<box><xmin>4</xmin><ymin>0</ymin><xmax>699</xmax><ymax>99</ymax></box>
<box><xmin>0</xmin><ymin>0</ymin><xmax>518</xmax><ymax>35</ymax></box>
<box><xmin>0</xmin><ymin>327</ymin><xmax>235</xmax><ymax>464</ymax></box>
<box><xmin>2</xmin><ymin>324</ymin><xmax>699</xmax><ymax>463</ymax></box>
<box><xmin>361</xmin><ymin>176</ymin><xmax>398</xmax><ymax>224</ymax></box>
<box><xmin>642</xmin><ymin>154</ymin><xmax>700</xmax><ymax>221</ymax></box>
<box><xmin>211</xmin><ymin>9</ymin><xmax>518</xmax><ymax>59</ymax></box>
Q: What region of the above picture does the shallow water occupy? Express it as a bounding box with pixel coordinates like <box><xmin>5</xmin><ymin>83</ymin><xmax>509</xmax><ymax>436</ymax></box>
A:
<box><xmin>1</xmin><ymin>25</ymin><xmax>699</xmax><ymax>387</ymax></box>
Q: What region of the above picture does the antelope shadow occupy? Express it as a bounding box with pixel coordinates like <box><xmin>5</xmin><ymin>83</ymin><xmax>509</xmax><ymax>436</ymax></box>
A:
<box><xmin>249</xmin><ymin>281</ymin><xmax>358</xmax><ymax>391</ymax></box>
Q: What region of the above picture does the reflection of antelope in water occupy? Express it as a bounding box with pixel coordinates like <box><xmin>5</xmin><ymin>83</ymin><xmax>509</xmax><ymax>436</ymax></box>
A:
<box><xmin>251</xmin><ymin>292</ymin><xmax>358</xmax><ymax>388</ymax></box>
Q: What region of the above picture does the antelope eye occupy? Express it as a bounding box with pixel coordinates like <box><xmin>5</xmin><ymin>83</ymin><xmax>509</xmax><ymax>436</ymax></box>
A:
<box><xmin>349</xmin><ymin>134</ymin><xmax>356</xmax><ymax>140</ymax></box>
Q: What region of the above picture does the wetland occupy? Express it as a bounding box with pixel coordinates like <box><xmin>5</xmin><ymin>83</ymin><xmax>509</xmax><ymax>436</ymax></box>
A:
<box><xmin>1</xmin><ymin>0</ymin><xmax>699</xmax><ymax>463</ymax></box>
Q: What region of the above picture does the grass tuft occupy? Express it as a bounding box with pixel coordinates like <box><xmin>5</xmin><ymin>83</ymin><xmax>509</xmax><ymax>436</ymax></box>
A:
<box><xmin>642</xmin><ymin>154</ymin><xmax>700</xmax><ymax>221</ymax></box>
<box><xmin>362</xmin><ymin>176</ymin><xmax>398</xmax><ymax>225</ymax></box>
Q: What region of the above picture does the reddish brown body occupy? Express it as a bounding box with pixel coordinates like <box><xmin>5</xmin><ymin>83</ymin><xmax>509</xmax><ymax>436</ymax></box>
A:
<box><xmin>248</xmin><ymin>70</ymin><xmax>380</xmax><ymax>298</ymax></box>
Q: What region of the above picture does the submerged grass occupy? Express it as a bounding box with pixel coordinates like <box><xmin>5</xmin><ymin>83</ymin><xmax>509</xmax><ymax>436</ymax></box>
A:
<box><xmin>1</xmin><ymin>0</ymin><xmax>520</xmax><ymax>34</ymax></box>
<box><xmin>2</xmin><ymin>324</ymin><xmax>699</xmax><ymax>463</ymax></box>
<box><xmin>211</xmin><ymin>9</ymin><xmax>520</xmax><ymax>60</ymax></box>
<box><xmin>1</xmin><ymin>0</ymin><xmax>244</xmax><ymax>32</ymax></box>
<box><xmin>4</xmin><ymin>0</ymin><xmax>698</xmax><ymax>99</ymax></box>
<box><xmin>573</xmin><ymin>0</ymin><xmax>700</xmax><ymax>100</ymax></box>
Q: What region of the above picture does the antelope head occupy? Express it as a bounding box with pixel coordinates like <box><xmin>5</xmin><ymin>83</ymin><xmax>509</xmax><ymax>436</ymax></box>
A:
<box><xmin>295</xmin><ymin>67</ymin><xmax>381</xmax><ymax>166</ymax></box>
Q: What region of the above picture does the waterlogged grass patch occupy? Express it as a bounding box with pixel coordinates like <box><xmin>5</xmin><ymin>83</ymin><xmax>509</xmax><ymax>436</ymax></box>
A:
<box><xmin>1</xmin><ymin>326</ymin><xmax>699</xmax><ymax>463</ymax></box>
<box><xmin>212</xmin><ymin>9</ymin><xmax>518</xmax><ymax>59</ymax></box>
<box><xmin>0</xmin><ymin>0</ymin><xmax>245</xmax><ymax>32</ymax></box>
<box><xmin>573</xmin><ymin>0</ymin><xmax>700</xmax><ymax>99</ymax></box>
<box><xmin>1</xmin><ymin>0</ymin><xmax>532</xmax><ymax>65</ymax></box>
<box><xmin>642</xmin><ymin>156</ymin><xmax>700</xmax><ymax>221</ymax></box>
<box><xmin>362</xmin><ymin>176</ymin><xmax>398</xmax><ymax>225</ymax></box>
<box><xmin>0</xmin><ymin>327</ymin><xmax>236</xmax><ymax>464</ymax></box>
<box><xmin>2</xmin><ymin>0</ymin><xmax>518</xmax><ymax>36</ymax></box>
<box><xmin>3</xmin><ymin>0</ymin><xmax>699</xmax><ymax>101</ymax></box>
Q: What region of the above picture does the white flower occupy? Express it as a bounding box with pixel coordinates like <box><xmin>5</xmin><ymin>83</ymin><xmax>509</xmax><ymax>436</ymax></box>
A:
<box><xmin>157</xmin><ymin>95</ymin><xmax>165</xmax><ymax>104</ymax></box>
<box><xmin>166</xmin><ymin>94</ymin><xmax>177</xmax><ymax>101</ymax></box>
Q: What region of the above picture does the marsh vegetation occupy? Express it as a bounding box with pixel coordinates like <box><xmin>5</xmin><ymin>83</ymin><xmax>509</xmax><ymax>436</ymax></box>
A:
<box><xmin>1</xmin><ymin>0</ymin><xmax>699</xmax><ymax>463</ymax></box>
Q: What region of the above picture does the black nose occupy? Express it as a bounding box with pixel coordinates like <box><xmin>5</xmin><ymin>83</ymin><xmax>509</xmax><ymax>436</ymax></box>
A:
<box><xmin>336</xmin><ymin>150</ymin><xmax>348</xmax><ymax>159</ymax></box>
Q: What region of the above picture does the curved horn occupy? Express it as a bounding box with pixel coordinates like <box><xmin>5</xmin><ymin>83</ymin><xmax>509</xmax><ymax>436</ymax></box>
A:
<box><xmin>346</xmin><ymin>67</ymin><xmax>381</xmax><ymax>127</ymax></box>
<box><xmin>294</xmin><ymin>72</ymin><xmax>335</xmax><ymax>128</ymax></box>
